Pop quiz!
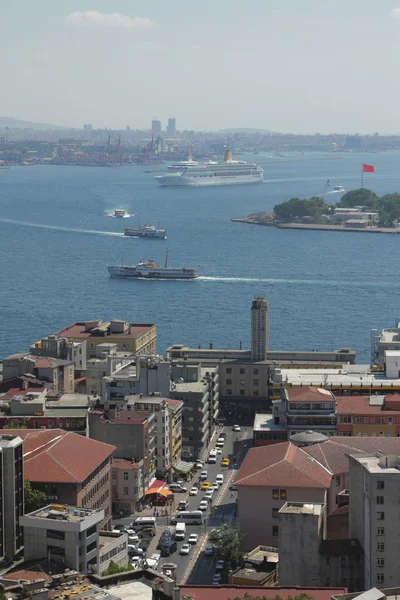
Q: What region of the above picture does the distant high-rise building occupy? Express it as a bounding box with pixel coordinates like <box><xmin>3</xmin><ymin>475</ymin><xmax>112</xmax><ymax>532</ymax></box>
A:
<box><xmin>167</xmin><ymin>118</ymin><xmax>176</xmax><ymax>136</ymax></box>
<box><xmin>251</xmin><ymin>295</ymin><xmax>268</xmax><ymax>361</ymax></box>
<box><xmin>152</xmin><ymin>119</ymin><xmax>162</xmax><ymax>136</ymax></box>
<box><xmin>0</xmin><ymin>434</ymin><xmax>24</xmax><ymax>560</ymax></box>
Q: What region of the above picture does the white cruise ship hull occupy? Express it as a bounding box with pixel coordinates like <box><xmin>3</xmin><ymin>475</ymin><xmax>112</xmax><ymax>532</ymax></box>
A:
<box><xmin>107</xmin><ymin>266</ymin><xmax>198</xmax><ymax>279</ymax></box>
<box><xmin>156</xmin><ymin>173</ymin><xmax>263</xmax><ymax>187</ymax></box>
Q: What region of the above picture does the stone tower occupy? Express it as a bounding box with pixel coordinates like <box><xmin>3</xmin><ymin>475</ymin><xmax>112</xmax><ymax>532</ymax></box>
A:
<box><xmin>251</xmin><ymin>295</ymin><xmax>268</xmax><ymax>361</ymax></box>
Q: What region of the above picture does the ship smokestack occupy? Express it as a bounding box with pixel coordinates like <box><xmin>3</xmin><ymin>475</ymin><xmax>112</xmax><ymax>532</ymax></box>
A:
<box><xmin>224</xmin><ymin>150</ymin><xmax>232</xmax><ymax>162</ymax></box>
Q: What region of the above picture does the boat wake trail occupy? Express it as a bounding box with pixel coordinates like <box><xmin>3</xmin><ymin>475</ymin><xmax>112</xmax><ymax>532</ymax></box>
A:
<box><xmin>0</xmin><ymin>218</ymin><xmax>124</xmax><ymax>237</ymax></box>
<box><xmin>198</xmin><ymin>276</ymin><xmax>400</xmax><ymax>289</ymax></box>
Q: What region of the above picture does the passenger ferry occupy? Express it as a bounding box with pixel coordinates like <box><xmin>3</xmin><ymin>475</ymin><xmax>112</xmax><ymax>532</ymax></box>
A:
<box><xmin>107</xmin><ymin>250</ymin><xmax>198</xmax><ymax>280</ymax></box>
<box><xmin>124</xmin><ymin>222</ymin><xmax>166</xmax><ymax>239</ymax></box>
<box><xmin>155</xmin><ymin>151</ymin><xmax>263</xmax><ymax>187</ymax></box>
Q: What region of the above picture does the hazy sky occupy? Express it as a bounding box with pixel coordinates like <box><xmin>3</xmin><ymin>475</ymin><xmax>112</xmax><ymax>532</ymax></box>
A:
<box><xmin>2</xmin><ymin>0</ymin><xmax>400</xmax><ymax>133</ymax></box>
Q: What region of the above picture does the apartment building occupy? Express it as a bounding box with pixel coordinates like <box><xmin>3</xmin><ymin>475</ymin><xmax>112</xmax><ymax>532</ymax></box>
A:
<box><xmin>171</xmin><ymin>364</ymin><xmax>218</xmax><ymax>460</ymax></box>
<box><xmin>56</xmin><ymin>319</ymin><xmax>156</xmax><ymax>358</ymax></box>
<box><xmin>2</xmin><ymin>352</ymin><xmax>74</xmax><ymax>392</ymax></box>
<box><xmin>166</xmin><ymin>398</ymin><xmax>183</xmax><ymax>467</ymax></box>
<box><xmin>234</xmin><ymin>442</ymin><xmax>331</xmax><ymax>549</ymax></box>
<box><xmin>111</xmin><ymin>458</ymin><xmax>144</xmax><ymax>515</ymax></box>
<box><xmin>336</xmin><ymin>395</ymin><xmax>400</xmax><ymax>437</ymax></box>
<box><xmin>349</xmin><ymin>452</ymin><xmax>400</xmax><ymax>590</ymax></box>
<box><xmin>20</xmin><ymin>504</ymin><xmax>104</xmax><ymax>574</ymax></box>
<box><xmin>5</xmin><ymin>428</ymin><xmax>115</xmax><ymax>529</ymax></box>
<box><xmin>0</xmin><ymin>435</ymin><xmax>24</xmax><ymax>561</ymax></box>
<box><xmin>283</xmin><ymin>386</ymin><xmax>337</xmax><ymax>436</ymax></box>
<box><xmin>103</xmin><ymin>355</ymin><xmax>171</xmax><ymax>402</ymax></box>
<box><xmin>30</xmin><ymin>334</ymin><xmax>87</xmax><ymax>375</ymax></box>
<box><xmin>88</xmin><ymin>410</ymin><xmax>156</xmax><ymax>491</ymax></box>
<box><xmin>278</xmin><ymin>502</ymin><xmax>363</xmax><ymax>591</ymax></box>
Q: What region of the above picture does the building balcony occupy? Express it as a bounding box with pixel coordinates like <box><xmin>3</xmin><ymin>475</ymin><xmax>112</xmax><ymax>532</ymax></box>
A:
<box><xmin>287</xmin><ymin>417</ymin><xmax>336</xmax><ymax>427</ymax></box>
<box><xmin>287</xmin><ymin>408</ymin><xmax>335</xmax><ymax>415</ymax></box>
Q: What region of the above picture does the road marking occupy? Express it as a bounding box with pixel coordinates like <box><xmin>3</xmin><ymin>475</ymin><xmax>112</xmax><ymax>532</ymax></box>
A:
<box><xmin>181</xmin><ymin>532</ymin><xmax>207</xmax><ymax>584</ymax></box>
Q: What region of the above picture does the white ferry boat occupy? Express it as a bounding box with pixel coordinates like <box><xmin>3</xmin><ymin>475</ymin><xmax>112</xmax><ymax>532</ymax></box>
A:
<box><xmin>107</xmin><ymin>250</ymin><xmax>198</xmax><ymax>280</ymax></box>
<box><xmin>114</xmin><ymin>209</ymin><xmax>127</xmax><ymax>218</ymax></box>
<box><xmin>155</xmin><ymin>151</ymin><xmax>263</xmax><ymax>187</ymax></box>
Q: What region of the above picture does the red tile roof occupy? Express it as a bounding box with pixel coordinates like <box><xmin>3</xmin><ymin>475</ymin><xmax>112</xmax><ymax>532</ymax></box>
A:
<box><xmin>101</xmin><ymin>410</ymin><xmax>152</xmax><ymax>425</ymax></box>
<box><xmin>57</xmin><ymin>321</ymin><xmax>154</xmax><ymax>339</ymax></box>
<box><xmin>179</xmin><ymin>586</ymin><xmax>347</xmax><ymax>600</ymax></box>
<box><xmin>4</xmin><ymin>429</ymin><xmax>115</xmax><ymax>483</ymax></box>
<box><xmin>304</xmin><ymin>437</ymin><xmax>400</xmax><ymax>474</ymax></box>
<box><xmin>1</xmin><ymin>387</ymin><xmax>45</xmax><ymax>399</ymax></box>
<box><xmin>34</xmin><ymin>358</ymin><xmax>52</xmax><ymax>369</ymax></box>
<box><xmin>234</xmin><ymin>442</ymin><xmax>331</xmax><ymax>488</ymax></box>
<box><xmin>336</xmin><ymin>395</ymin><xmax>400</xmax><ymax>415</ymax></box>
<box><xmin>287</xmin><ymin>386</ymin><xmax>335</xmax><ymax>402</ymax></box>
<box><xmin>165</xmin><ymin>399</ymin><xmax>182</xmax><ymax>407</ymax></box>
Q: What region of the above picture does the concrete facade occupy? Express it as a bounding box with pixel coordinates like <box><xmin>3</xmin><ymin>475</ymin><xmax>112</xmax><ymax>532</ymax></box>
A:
<box><xmin>111</xmin><ymin>459</ymin><xmax>144</xmax><ymax>515</ymax></box>
<box><xmin>98</xmin><ymin>531</ymin><xmax>128</xmax><ymax>573</ymax></box>
<box><xmin>2</xmin><ymin>353</ymin><xmax>74</xmax><ymax>393</ymax></box>
<box><xmin>349</xmin><ymin>453</ymin><xmax>400</xmax><ymax>590</ymax></box>
<box><xmin>219</xmin><ymin>360</ymin><xmax>270</xmax><ymax>419</ymax></box>
<box><xmin>0</xmin><ymin>435</ymin><xmax>24</xmax><ymax>560</ymax></box>
<box><xmin>20</xmin><ymin>504</ymin><xmax>104</xmax><ymax>574</ymax></box>
<box><xmin>88</xmin><ymin>411</ymin><xmax>156</xmax><ymax>491</ymax></box>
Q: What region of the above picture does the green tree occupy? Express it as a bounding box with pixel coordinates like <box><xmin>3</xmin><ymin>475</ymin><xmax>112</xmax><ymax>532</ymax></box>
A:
<box><xmin>338</xmin><ymin>188</ymin><xmax>379</xmax><ymax>209</ymax></box>
<box><xmin>273</xmin><ymin>197</ymin><xmax>329</xmax><ymax>222</ymax></box>
<box><xmin>3</xmin><ymin>417</ymin><xmax>30</xmax><ymax>429</ymax></box>
<box><xmin>378</xmin><ymin>193</ymin><xmax>400</xmax><ymax>226</ymax></box>
<box><xmin>102</xmin><ymin>560</ymin><xmax>133</xmax><ymax>576</ymax></box>
<box><xmin>24</xmin><ymin>480</ymin><xmax>48</xmax><ymax>514</ymax></box>
<box><xmin>208</xmin><ymin>523</ymin><xmax>244</xmax><ymax>574</ymax></box>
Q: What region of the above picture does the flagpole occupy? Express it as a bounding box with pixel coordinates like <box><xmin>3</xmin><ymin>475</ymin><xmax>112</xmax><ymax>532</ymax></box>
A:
<box><xmin>361</xmin><ymin>164</ymin><xmax>364</xmax><ymax>189</ymax></box>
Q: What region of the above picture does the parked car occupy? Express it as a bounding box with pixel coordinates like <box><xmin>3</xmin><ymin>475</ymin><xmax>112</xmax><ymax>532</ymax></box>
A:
<box><xmin>204</xmin><ymin>490</ymin><xmax>214</xmax><ymax>501</ymax></box>
<box><xmin>216</xmin><ymin>448</ymin><xmax>222</xmax><ymax>455</ymax></box>
<box><xmin>169</xmin><ymin>483</ymin><xmax>187</xmax><ymax>493</ymax></box>
<box><xmin>113</xmin><ymin>524</ymin><xmax>127</xmax><ymax>532</ymax></box>
<box><xmin>195</xmin><ymin>460</ymin><xmax>204</xmax><ymax>469</ymax></box>
<box><xmin>160</xmin><ymin>540</ymin><xmax>177</xmax><ymax>557</ymax></box>
<box><xmin>157</xmin><ymin>529</ymin><xmax>172</xmax><ymax>549</ymax></box>
<box><xmin>216</xmin><ymin>474</ymin><xmax>224</xmax><ymax>485</ymax></box>
<box><xmin>128</xmin><ymin>533</ymin><xmax>139</xmax><ymax>543</ymax></box>
<box><xmin>131</xmin><ymin>556</ymin><xmax>141</xmax><ymax>569</ymax></box>
<box><xmin>204</xmin><ymin>545</ymin><xmax>214</xmax><ymax>556</ymax></box>
<box><xmin>178</xmin><ymin>500</ymin><xmax>189</xmax><ymax>511</ymax></box>
<box><xmin>145</xmin><ymin>553</ymin><xmax>161</xmax><ymax>569</ymax></box>
<box><xmin>198</xmin><ymin>500</ymin><xmax>208</xmax><ymax>511</ymax></box>
<box><xmin>188</xmin><ymin>533</ymin><xmax>199</xmax><ymax>544</ymax></box>
<box><xmin>180</xmin><ymin>543</ymin><xmax>191</xmax><ymax>555</ymax></box>
<box><xmin>189</xmin><ymin>487</ymin><xmax>199</xmax><ymax>496</ymax></box>
<box><xmin>230</xmin><ymin>483</ymin><xmax>238</xmax><ymax>491</ymax></box>
<box><xmin>200</xmin><ymin>470</ymin><xmax>208</xmax><ymax>480</ymax></box>
<box><xmin>211</xmin><ymin>483</ymin><xmax>219</xmax><ymax>492</ymax></box>
<box><xmin>232</xmin><ymin>424</ymin><xmax>241</xmax><ymax>432</ymax></box>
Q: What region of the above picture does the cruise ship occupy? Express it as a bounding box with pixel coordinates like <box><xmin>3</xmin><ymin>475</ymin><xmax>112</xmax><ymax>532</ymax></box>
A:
<box><xmin>155</xmin><ymin>151</ymin><xmax>263</xmax><ymax>187</ymax></box>
<box><xmin>107</xmin><ymin>251</ymin><xmax>198</xmax><ymax>280</ymax></box>
<box><xmin>124</xmin><ymin>223</ymin><xmax>166</xmax><ymax>239</ymax></box>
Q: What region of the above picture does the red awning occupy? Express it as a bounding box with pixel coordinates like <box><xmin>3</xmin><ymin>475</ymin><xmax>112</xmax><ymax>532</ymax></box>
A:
<box><xmin>145</xmin><ymin>479</ymin><xmax>166</xmax><ymax>496</ymax></box>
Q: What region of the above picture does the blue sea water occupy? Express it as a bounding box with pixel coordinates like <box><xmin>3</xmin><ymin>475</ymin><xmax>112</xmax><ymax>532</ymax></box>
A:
<box><xmin>1</xmin><ymin>151</ymin><xmax>400</xmax><ymax>363</ymax></box>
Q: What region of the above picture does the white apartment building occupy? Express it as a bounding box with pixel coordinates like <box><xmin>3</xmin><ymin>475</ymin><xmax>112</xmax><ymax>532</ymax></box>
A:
<box><xmin>349</xmin><ymin>452</ymin><xmax>400</xmax><ymax>590</ymax></box>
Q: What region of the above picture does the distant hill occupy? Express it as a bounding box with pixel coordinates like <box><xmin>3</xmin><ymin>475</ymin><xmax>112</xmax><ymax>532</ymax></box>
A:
<box><xmin>0</xmin><ymin>116</ymin><xmax>66</xmax><ymax>130</ymax></box>
<box><xmin>217</xmin><ymin>127</ymin><xmax>277</xmax><ymax>134</ymax></box>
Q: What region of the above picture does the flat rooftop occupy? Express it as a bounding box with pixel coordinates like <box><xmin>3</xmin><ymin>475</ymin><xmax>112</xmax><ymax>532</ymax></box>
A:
<box><xmin>111</xmin><ymin>362</ymin><xmax>138</xmax><ymax>379</ymax></box>
<box><xmin>351</xmin><ymin>453</ymin><xmax>400</xmax><ymax>474</ymax></box>
<box><xmin>279</xmin><ymin>502</ymin><xmax>324</xmax><ymax>515</ymax></box>
<box><xmin>253</xmin><ymin>413</ymin><xmax>286</xmax><ymax>432</ymax></box>
<box><xmin>380</xmin><ymin>328</ymin><xmax>400</xmax><ymax>343</ymax></box>
<box><xmin>26</xmin><ymin>505</ymin><xmax>101</xmax><ymax>523</ymax></box>
<box><xmin>273</xmin><ymin>365</ymin><xmax>400</xmax><ymax>388</ymax></box>
<box><xmin>173</xmin><ymin>380</ymin><xmax>207</xmax><ymax>393</ymax></box>
<box><xmin>57</xmin><ymin>321</ymin><xmax>155</xmax><ymax>339</ymax></box>
<box><xmin>107</xmin><ymin>580</ymin><xmax>152</xmax><ymax>600</ymax></box>
<box><xmin>245</xmin><ymin>545</ymin><xmax>279</xmax><ymax>564</ymax></box>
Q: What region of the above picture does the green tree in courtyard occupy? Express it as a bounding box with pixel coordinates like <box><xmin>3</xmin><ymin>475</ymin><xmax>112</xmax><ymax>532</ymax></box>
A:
<box><xmin>24</xmin><ymin>480</ymin><xmax>48</xmax><ymax>513</ymax></box>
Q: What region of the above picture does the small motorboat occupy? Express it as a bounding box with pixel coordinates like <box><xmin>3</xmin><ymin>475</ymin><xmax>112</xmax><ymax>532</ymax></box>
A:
<box><xmin>114</xmin><ymin>209</ymin><xmax>126</xmax><ymax>218</ymax></box>
<box><xmin>333</xmin><ymin>185</ymin><xmax>345</xmax><ymax>192</ymax></box>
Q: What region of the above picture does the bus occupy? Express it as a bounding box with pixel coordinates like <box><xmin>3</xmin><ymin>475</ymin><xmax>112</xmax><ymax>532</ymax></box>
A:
<box><xmin>170</xmin><ymin>510</ymin><xmax>204</xmax><ymax>525</ymax></box>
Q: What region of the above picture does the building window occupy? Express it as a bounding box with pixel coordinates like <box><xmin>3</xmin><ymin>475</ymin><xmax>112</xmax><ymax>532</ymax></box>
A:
<box><xmin>226</xmin><ymin>368</ymin><xmax>232</xmax><ymax>374</ymax></box>
<box><xmin>112</xmin><ymin>486</ymin><xmax>116</xmax><ymax>494</ymax></box>
<box><xmin>280</xmin><ymin>489</ymin><xmax>287</xmax><ymax>500</ymax></box>
<box><xmin>87</xmin><ymin>541</ymin><xmax>97</xmax><ymax>553</ymax></box>
<box><xmin>47</xmin><ymin>529</ymin><xmax>65</xmax><ymax>541</ymax></box>
<box><xmin>377</xmin><ymin>496</ymin><xmax>384</xmax><ymax>505</ymax></box>
<box><xmin>226</xmin><ymin>389</ymin><xmax>232</xmax><ymax>396</ymax></box>
<box><xmin>377</xmin><ymin>512</ymin><xmax>385</xmax><ymax>520</ymax></box>
<box><xmin>253</xmin><ymin>379</ymin><xmax>259</xmax><ymax>386</ymax></box>
<box><xmin>226</xmin><ymin>379</ymin><xmax>232</xmax><ymax>385</ymax></box>
<box><xmin>272</xmin><ymin>489</ymin><xmax>279</xmax><ymax>500</ymax></box>
<box><xmin>253</xmin><ymin>390</ymin><xmax>259</xmax><ymax>396</ymax></box>
<box><xmin>87</xmin><ymin>525</ymin><xmax>97</xmax><ymax>537</ymax></box>
<box><xmin>240</xmin><ymin>389</ymin><xmax>245</xmax><ymax>396</ymax></box>
<box><xmin>123</xmin><ymin>487</ymin><xmax>128</xmax><ymax>495</ymax></box>
<box><xmin>47</xmin><ymin>545</ymin><xmax>65</xmax><ymax>557</ymax></box>
<box><xmin>377</xmin><ymin>542</ymin><xmax>385</xmax><ymax>551</ymax></box>
<box><xmin>377</xmin><ymin>574</ymin><xmax>384</xmax><ymax>584</ymax></box>
<box><xmin>240</xmin><ymin>368</ymin><xmax>245</xmax><ymax>375</ymax></box>
<box><xmin>254</xmin><ymin>368</ymin><xmax>259</xmax><ymax>375</ymax></box>
<box><xmin>377</xmin><ymin>527</ymin><xmax>385</xmax><ymax>535</ymax></box>
<box><xmin>335</xmin><ymin>475</ymin><xmax>341</xmax><ymax>485</ymax></box>
<box><xmin>272</xmin><ymin>526</ymin><xmax>279</xmax><ymax>537</ymax></box>
<box><xmin>340</xmin><ymin>415</ymin><xmax>352</xmax><ymax>423</ymax></box>
<box><xmin>377</xmin><ymin>480</ymin><xmax>385</xmax><ymax>490</ymax></box>
<box><xmin>123</xmin><ymin>472</ymin><xmax>129</xmax><ymax>480</ymax></box>
<box><xmin>377</xmin><ymin>558</ymin><xmax>385</xmax><ymax>567</ymax></box>
<box><xmin>272</xmin><ymin>508</ymin><xmax>279</xmax><ymax>519</ymax></box>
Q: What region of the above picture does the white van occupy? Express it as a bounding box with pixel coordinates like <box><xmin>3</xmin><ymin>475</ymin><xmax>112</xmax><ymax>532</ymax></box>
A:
<box><xmin>175</xmin><ymin>522</ymin><xmax>186</xmax><ymax>540</ymax></box>
<box><xmin>134</xmin><ymin>516</ymin><xmax>156</xmax><ymax>529</ymax></box>
<box><xmin>216</xmin><ymin>474</ymin><xmax>224</xmax><ymax>485</ymax></box>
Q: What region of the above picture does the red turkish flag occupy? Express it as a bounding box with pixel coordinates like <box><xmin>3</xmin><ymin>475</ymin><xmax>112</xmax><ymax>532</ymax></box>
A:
<box><xmin>363</xmin><ymin>164</ymin><xmax>375</xmax><ymax>172</ymax></box>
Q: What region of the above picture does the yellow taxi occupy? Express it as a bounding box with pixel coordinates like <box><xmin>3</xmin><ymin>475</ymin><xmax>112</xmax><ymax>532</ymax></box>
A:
<box><xmin>201</xmin><ymin>481</ymin><xmax>211</xmax><ymax>490</ymax></box>
<box><xmin>221</xmin><ymin>458</ymin><xmax>230</xmax><ymax>467</ymax></box>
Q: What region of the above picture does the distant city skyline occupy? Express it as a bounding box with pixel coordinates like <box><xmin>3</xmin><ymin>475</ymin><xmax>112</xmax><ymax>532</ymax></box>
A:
<box><xmin>2</xmin><ymin>1</ymin><xmax>400</xmax><ymax>133</ymax></box>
